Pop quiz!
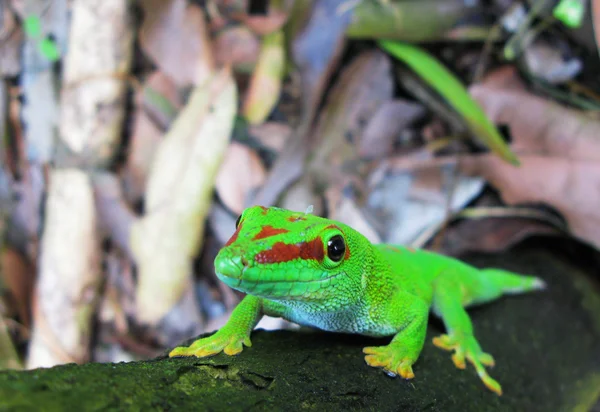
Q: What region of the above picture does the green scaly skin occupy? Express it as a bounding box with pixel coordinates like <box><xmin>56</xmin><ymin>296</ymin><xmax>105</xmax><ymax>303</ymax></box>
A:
<box><xmin>170</xmin><ymin>206</ymin><xmax>546</xmax><ymax>395</ymax></box>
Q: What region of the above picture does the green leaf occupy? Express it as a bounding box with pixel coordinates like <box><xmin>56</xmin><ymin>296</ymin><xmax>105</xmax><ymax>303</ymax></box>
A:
<box><xmin>378</xmin><ymin>40</ymin><xmax>520</xmax><ymax>165</ymax></box>
<box><xmin>39</xmin><ymin>38</ymin><xmax>60</xmax><ymax>62</ymax></box>
<box><xmin>23</xmin><ymin>16</ymin><xmax>41</xmax><ymax>37</ymax></box>
<box><xmin>553</xmin><ymin>0</ymin><xmax>585</xmax><ymax>28</ymax></box>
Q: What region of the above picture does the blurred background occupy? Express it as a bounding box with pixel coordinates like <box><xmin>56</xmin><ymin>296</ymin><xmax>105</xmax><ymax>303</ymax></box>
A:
<box><xmin>1</xmin><ymin>0</ymin><xmax>600</xmax><ymax>374</ymax></box>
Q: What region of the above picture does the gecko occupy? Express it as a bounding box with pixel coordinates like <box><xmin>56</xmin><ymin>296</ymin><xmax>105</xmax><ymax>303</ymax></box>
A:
<box><xmin>169</xmin><ymin>205</ymin><xmax>545</xmax><ymax>395</ymax></box>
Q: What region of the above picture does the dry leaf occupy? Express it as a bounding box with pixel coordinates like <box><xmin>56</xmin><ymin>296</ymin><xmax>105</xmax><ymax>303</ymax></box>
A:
<box><xmin>0</xmin><ymin>314</ymin><xmax>21</xmax><ymax>370</ymax></box>
<box><xmin>360</xmin><ymin>99</ymin><xmax>425</xmax><ymax>160</ymax></box>
<box><xmin>213</xmin><ymin>25</ymin><xmax>260</xmax><ymax>71</ymax></box>
<box><xmin>215</xmin><ymin>142</ymin><xmax>266</xmax><ymax>215</ymax></box>
<box><xmin>252</xmin><ymin>0</ymin><xmax>354</xmax><ymax>206</ymax></box>
<box><xmin>123</xmin><ymin>72</ymin><xmax>182</xmax><ymax>203</ymax></box>
<box><xmin>131</xmin><ymin>69</ymin><xmax>237</xmax><ymax>324</ymax></box>
<box><xmin>459</xmin><ymin>69</ymin><xmax>600</xmax><ymax>249</ymax></box>
<box><xmin>139</xmin><ymin>0</ymin><xmax>214</xmax><ymax>87</ymax></box>
<box><xmin>248</xmin><ymin>122</ymin><xmax>291</xmax><ymax>153</ymax></box>
<box><xmin>0</xmin><ymin>7</ymin><xmax>22</xmax><ymax>76</ymax></box>
<box><xmin>28</xmin><ymin>0</ymin><xmax>134</xmax><ymax>369</ymax></box>
<box><xmin>242</xmin><ymin>30</ymin><xmax>285</xmax><ymax>125</ymax></box>
<box><xmin>0</xmin><ymin>248</ymin><xmax>34</xmax><ymax>327</ymax></box>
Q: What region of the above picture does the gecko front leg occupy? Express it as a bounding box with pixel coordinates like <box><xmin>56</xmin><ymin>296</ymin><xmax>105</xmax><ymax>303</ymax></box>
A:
<box><xmin>363</xmin><ymin>294</ymin><xmax>429</xmax><ymax>379</ymax></box>
<box><xmin>169</xmin><ymin>295</ymin><xmax>263</xmax><ymax>358</ymax></box>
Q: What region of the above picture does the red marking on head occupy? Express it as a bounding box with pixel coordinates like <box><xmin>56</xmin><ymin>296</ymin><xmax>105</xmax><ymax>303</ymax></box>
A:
<box><xmin>325</xmin><ymin>224</ymin><xmax>338</xmax><ymax>230</ymax></box>
<box><xmin>344</xmin><ymin>244</ymin><xmax>351</xmax><ymax>260</ymax></box>
<box><xmin>252</xmin><ymin>225</ymin><xmax>289</xmax><ymax>241</ymax></box>
<box><xmin>255</xmin><ymin>238</ymin><xmax>324</xmax><ymax>264</ymax></box>
<box><xmin>258</xmin><ymin>206</ymin><xmax>269</xmax><ymax>215</ymax></box>
<box><xmin>225</xmin><ymin>224</ymin><xmax>242</xmax><ymax>246</ymax></box>
<box><xmin>288</xmin><ymin>215</ymin><xmax>306</xmax><ymax>222</ymax></box>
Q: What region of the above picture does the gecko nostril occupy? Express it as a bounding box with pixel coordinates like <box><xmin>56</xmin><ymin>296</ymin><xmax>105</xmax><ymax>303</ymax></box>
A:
<box><xmin>241</xmin><ymin>256</ymin><xmax>249</xmax><ymax>267</ymax></box>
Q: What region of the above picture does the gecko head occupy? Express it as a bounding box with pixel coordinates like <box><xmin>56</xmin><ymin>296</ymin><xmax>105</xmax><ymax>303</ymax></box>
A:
<box><xmin>214</xmin><ymin>205</ymin><xmax>365</xmax><ymax>303</ymax></box>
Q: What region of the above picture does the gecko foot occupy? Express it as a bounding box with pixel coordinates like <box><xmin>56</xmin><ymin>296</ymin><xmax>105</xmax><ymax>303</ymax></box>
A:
<box><xmin>169</xmin><ymin>328</ymin><xmax>252</xmax><ymax>358</ymax></box>
<box><xmin>433</xmin><ymin>333</ymin><xmax>502</xmax><ymax>395</ymax></box>
<box><xmin>363</xmin><ymin>344</ymin><xmax>417</xmax><ymax>379</ymax></box>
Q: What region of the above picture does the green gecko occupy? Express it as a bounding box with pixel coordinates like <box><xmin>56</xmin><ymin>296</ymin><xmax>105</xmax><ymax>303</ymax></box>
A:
<box><xmin>170</xmin><ymin>205</ymin><xmax>545</xmax><ymax>395</ymax></box>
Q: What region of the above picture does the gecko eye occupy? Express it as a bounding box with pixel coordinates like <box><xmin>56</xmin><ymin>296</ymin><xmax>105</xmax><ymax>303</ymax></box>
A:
<box><xmin>327</xmin><ymin>235</ymin><xmax>346</xmax><ymax>262</ymax></box>
<box><xmin>235</xmin><ymin>215</ymin><xmax>242</xmax><ymax>228</ymax></box>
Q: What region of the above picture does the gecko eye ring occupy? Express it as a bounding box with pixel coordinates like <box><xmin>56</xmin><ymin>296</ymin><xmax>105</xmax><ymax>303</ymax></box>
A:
<box><xmin>327</xmin><ymin>235</ymin><xmax>346</xmax><ymax>262</ymax></box>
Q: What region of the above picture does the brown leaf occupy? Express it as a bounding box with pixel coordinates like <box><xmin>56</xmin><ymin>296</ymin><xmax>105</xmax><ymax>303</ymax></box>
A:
<box><xmin>305</xmin><ymin>49</ymin><xmax>393</xmax><ymax>190</ymax></box>
<box><xmin>213</xmin><ymin>25</ymin><xmax>260</xmax><ymax>71</ymax></box>
<box><xmin>0</xmin><ymin>248</ymin><xmax>34</xmax><ymax>327</ymax></box>
<box><xmin>239</xmin><ymin>10</ymin><xmax>289</xmax><ymax>35</ymax></box>
<box><xmin>215</xmin><ymin>142</ymin><xmax>267</xmax><ymax>215</ymax></box>
<box><xmin>360</xmin><ymin>99</ymin><xmax>425</xmax><ymax>160</ymax></box>
<box><xmin>248</xmin><ymin>122</ymin><xmax>291</xmax><ymax>153</ymax></box>
<box><xmin>252</xmin><ymin>0</ymin><xmax>354</xmax><ymax>206</ymax></box>
<box><xmin>459</xmin><ymin>69</ymin><xmax>600</xmax><ymax>249</ymax></box>
<box><xmin>139</xmin><ymin>0</ymin><xmax>214</xmax><ymax>87</ymax></box>
<box><xmin>123</xmin><ymin>72</ymin><xmax>182</xmax><ymax>203</ymax></box>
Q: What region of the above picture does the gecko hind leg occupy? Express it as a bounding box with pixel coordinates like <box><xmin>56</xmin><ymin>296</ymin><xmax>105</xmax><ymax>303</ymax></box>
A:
<box><xmin>431</xmin><ymin>274</ymin><xmax>503</xmax><ymax>396</ymax></box>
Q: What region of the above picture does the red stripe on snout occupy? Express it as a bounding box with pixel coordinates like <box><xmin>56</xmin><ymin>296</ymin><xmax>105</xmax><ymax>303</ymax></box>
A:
<box><xmin>252</xmin><ymin>225</ymin><xmax>289</xmax><ymax>240</ymax></box>
<box><xmin>225</xmin><ymin>224</ymin><xmax>242</xmax><ymax>246</ymax></box>
<box><xmin>255</xmin><ymin>238</ymin><xmax>324</xmax><ymax>264</ymax></box>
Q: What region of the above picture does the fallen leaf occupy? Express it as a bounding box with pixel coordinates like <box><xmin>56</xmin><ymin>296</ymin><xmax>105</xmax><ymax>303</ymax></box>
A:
<box><xmin>252</xmin><ymin>0</ymin><xmax>354</xmax><ymax>206</ymax></box>
<box><xmin>367</xmin><ymin>152</ymin><xmax>484</xmax><ymax>245</ymax></box>
<box><xmin>139</xmin><ymin>0</ymin><xmax>214</xmax><ymax>87</ymax></box>
<box><xmin>213</xmin><ymin>25</ymin><xmax>260</xmax><ymax>72</ymax></box>
<box><xmin>123</xmin><ymin>72</ymin><xmax>182</xmax><ymax>203</ymax></box>
<box><xmin>360</xmin><ymin>99</ymin><xmax>425</xmax><ymax>160</ymax></box>
<box><xmin>131</xmin><ymin>69</ymin><xmax>237</xmax><ymax>324</ymax></box>
<box><xmin>238</xmin><ymin>9</ymin><xmax>289</xmax><ymax>35</ymax></box>
<box><xmin>0</xmin><ymin>7</ymin><xmax>22</xmax><ymax>76</ymax></box>
<box><xmin>379</xmin><ymin>40</ymin><xmax>520</xmax><ymax>165</ymax></box>
<box><xmin>242</xmin><ymin>30</ymin><xmax>285</xmax><ymax>125</ymax></box>
<box><xmin>303</xmin><ymin>50</ymin><xmax>393</xmax><ymax>192</ymax></box>
<box><xmin>459</xmin><ymin>69</ymin><xmax>600</xmax><ymax>249</ymax></box>
<box><xmin>248</xmin><ymin>122</ymin><xmax>291</xmax><ymax>153</ymax></box>
<box><xmin>0</xmin><ymin>248</ymin><xmax>34</xmax><ymax>327</ymax></box>
<box><xmin>347</xmin><ymin>0</ymin><xmax>480</xmax><ymax>41</ymax></box>
<box><xmin>215</xmin><ymin>142</ymin><xmax>267</xmax><ymax>214</ymax></box>
<box><xmin>0</xmin><ymin>314</ymin><xmax>21</xmax><ymax>370</ymax></box>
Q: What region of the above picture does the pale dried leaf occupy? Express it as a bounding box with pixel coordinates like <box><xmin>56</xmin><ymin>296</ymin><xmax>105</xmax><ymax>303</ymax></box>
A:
<box><xmin>0</xmin><ymin>314</ymin><xmax>21</xmax><ymax>370</ymax></box>
<box><xmin>60</xmin><ymin>0</ymin><xmax>134</xmax><ymax>161</ymax></box>
<box><xmin>0</xmin><ymin>7</ymin><xmax>22</xmax><ymax>76</ymax></box>
<box><xmin>242</xmin><ymin>30</ymin><xmax>285</xmax><ymax>125</ymax></box>
<box><xmin>368</xmin><ymin>151</ymin><xmax>484</xmax><ymax>245</ymax></box>
<box><xmin>131</xmin><ymin>69</ymin><xmax>237</xmax><ymax>324</ymax></box>
<box><xmin>28</xmin><ymin>0</ymin><xmax>134</xmax><ymax>369</ymax></box>
<box><xmin>215</xmin><ymin>142</ymin><xmax>267</xmax><ymax>215</ymax></box>
<box><xmin>28</xmin><ymin>170</ymin><xmax>100</xmax><ymax>368</ymax></box>
<box><xmin>139</xmin><ymin>0</ymin><xmax>214</xmax><ymax>87</ymax></box>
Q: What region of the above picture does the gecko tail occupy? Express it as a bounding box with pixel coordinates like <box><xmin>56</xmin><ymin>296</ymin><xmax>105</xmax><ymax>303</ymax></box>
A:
<box><xmin>480</xmin><ymin>269</ymin><xmax>546</xmax><ymax>295</ymax></box>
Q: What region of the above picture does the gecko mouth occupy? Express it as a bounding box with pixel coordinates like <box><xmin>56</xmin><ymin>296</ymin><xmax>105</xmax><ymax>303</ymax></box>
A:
<box><xmin>215</xmin><ymin>256</ymin><xmax>343</xmax><ymax>300</ymax></box>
